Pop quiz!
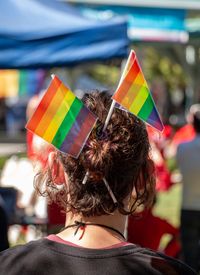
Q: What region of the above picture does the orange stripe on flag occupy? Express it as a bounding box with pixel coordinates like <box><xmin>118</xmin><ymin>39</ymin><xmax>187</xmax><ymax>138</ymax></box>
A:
<box><xmin>121</xmin><ymin>71</ymin><xmax>146</xmax><ymax>109</ymax></box>
<box><xmin>26</xmin><ymin>77</ymin><xmax>61</xmax><ymax>132</ymax></box>
<box><xmin>118</xmin><ymin>50</ymin><xmax>136</xmax><ymax>86</ymax></box>
<box><xmin>34</xmin><ymin>84</ymin><xmax>70</xmax><ymax>137</ymax></box>
<box><xmin>113</xmin><ymin>61</ymin><xmax>140</xmax><ymax>103</ymax></box>
<box><xmin>122</xmin><ymin>83</ymin><xmax>142</xmax><ymax>110</ymax></box>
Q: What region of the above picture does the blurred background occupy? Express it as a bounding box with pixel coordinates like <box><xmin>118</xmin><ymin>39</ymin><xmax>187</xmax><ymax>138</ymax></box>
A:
<box><xmin>0</xmin><ymin>0</ymin><xmax>199</xmax><ymax>258</ymax></box>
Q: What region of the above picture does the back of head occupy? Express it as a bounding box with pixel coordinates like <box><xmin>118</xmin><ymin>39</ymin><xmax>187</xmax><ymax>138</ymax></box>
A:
<box><xmin>35</xmin><ymin>91</ymin><xmax>155</xmax><ymax>217</ymax></box>
<box><xmin>189</xmin><ymin>104</ymin><xmax>200</xmax><ymax>133</ymax></box>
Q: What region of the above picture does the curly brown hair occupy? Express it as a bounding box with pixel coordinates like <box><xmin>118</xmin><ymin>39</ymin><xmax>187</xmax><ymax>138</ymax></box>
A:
<box><xmin>34</xmin><ymin>91</ymin><xmax>155</xmax><ymax>217</ymax></box>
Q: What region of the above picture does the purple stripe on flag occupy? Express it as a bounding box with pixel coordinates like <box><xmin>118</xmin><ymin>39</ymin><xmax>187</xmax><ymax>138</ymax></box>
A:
<box><xmin>147</xmin><ymin>107</ymin><xmax>164</xmax><ymax>131</ymax></box>
<box><xmin>60</xmin><ymin>106</ymin><xmax>89</xmax><ymax>153</ymax></box>
<box><xmin>69</xmin><ymin>112</ymin><xmax>97</xmax><ymax>158</ymax></box>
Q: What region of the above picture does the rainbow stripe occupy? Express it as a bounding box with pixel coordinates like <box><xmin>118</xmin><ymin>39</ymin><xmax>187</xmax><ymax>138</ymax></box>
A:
<box><xmin>26</xmin><ymin>75</ymin><xmax>97</xmax><ymax>158</ymax></box>
<box><xmin>113</xmin><ymin>50</ymin><xmax>164</xmax><ymax>132</ymax></box>
<box><xmin>0</xmin><ymin>70</ymin><xmax>45</xmax><ymax>98</ymax></box>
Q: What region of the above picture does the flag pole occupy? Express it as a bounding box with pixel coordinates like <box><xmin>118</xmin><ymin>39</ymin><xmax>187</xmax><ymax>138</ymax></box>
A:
<box><xmin>82</xmin><ymin>54</ymin><xmax>128</xmax><ymax>184</ymax></box>
<box><xmin>82</xmin><ymin>99</ymin><xmax>116</xmax><ymax>185</ymax></box>
<box><xmin>102</xmin><ymin>53</ymin><xmax>131</xmax><ymax>132</ymax></box>
<box><xmin>103</xmin><ymin>99</ymin><xmax>116</xmax><ymax>132</ymax></box>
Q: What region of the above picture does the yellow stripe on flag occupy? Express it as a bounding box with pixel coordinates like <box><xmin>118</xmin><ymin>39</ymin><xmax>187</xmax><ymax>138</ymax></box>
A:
<box><xmin>121</xmin><ymin>72</ymin><xmax>145</xmax><ymax>109</ymax></box>
<box><xmin>42</xmin><ymin>84</ymin><xmax>75</xmax><ymax>142</ymax></box>
<box><xmin>129</xmin><ymin>86</ymin><xmax>149</xmax><ymax>115</ymax></box>
<box><xmin>121</xmin><ymin>73</ymin><xmax>147</xmax><ymax>110</ymax></box>
<box><xmin>35</xmin><ymin>83</ymin><xmax>68</xmax><ymax>137</ymax></box>
<box><xmin>121</xmin><ymin>83</ymin><xmax>140</xmax><ymax>109</ymax></box>
<box><xmin>134</xmin><ymin>72</ymin><xmax>147</xmax><ymax>87</ymax></box>
<box><xmin>0</xmin><ymin>70</ymin><xmax>19</xmax><ymax>97</ymax></box>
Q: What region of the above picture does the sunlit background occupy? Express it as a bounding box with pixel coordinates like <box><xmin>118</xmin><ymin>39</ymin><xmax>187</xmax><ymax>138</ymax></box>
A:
<box><xmin>0</xmin><ymin>0</ymin><xmax>199</xmax><ymax>251</ymax></box>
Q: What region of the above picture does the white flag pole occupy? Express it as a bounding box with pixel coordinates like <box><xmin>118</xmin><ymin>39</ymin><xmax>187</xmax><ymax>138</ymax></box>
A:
<box><xmin>118</xmin><ymin>50</ymin><xmax>134</xmax><ymax>87</ymax></box>
<box><xmin>82</xmin><ymin>53</ymin><xmax>132</xmax><ymax>184</ymax></box>
<box><xmin>82</xmin><ymin>171</ymin><xmax>89</xmax><ymax>185</ymax></box>
<box><xmin>82</xmin><ymin>98</ymin><xmax>116</xmax><ymax>184</ymax></box>
<box><xmin>102</xmin><ymin>99</ymin><xmax>116</xmax><ymax>132</ymax></box>
<box><xmin>102</xmin><ymin>51</ymin><xmax>134</xmax><ymax>132</ymax></box>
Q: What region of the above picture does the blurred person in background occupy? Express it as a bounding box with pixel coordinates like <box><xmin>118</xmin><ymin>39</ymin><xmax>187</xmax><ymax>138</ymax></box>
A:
<box><xmin>147</xmin><ymin>125</ymin><xmax>175</xmax><ymax>192</ymax></box>
<box><xmin>168</xmin><ymin>105</ymin><xmax>196</xmax><ymax>159</ymax></box>
<box><xmin>150</xmin><ymin>140</ymin><xmax>174</xmax><ymax>192</ymax></box>
<box><xmin>26</xmin><ymin>93</ymin><xmax>65</xmax><ymax>232</ymax></box>
<box><xmin>128</xmin><ymin>196</ymin><xmax>181</xmax><ymax>259</ymax></box>
<box><xmin>0</xmin><ymin>195</ymin><xmax>9</xmax><ymax>251</ymax></box>
<box><xmin>176</xmin><ymin>104</ymin><xmax>200</xmax><ymax>272</ymax></box>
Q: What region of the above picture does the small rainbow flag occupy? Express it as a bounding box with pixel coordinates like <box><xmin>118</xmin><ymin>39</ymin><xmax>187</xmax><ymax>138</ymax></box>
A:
<box><xmin>112</xmin><ymin>50</ymin><xmax>164</xmax><ymax>132</ymax></box>
<box><xmin>26</xmin><ymin>75</ymin><xmax>97</xmax><ymax>158</ymax></box>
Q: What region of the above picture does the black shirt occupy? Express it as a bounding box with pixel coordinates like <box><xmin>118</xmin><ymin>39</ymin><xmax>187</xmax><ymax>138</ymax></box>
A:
<box><xmin>0</xmin><ymin>238</ymin><xmax>196</xmax><ymax>275</ymax></box>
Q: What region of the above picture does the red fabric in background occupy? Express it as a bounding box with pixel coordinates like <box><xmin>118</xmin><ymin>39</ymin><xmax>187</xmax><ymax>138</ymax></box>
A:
<box><xmin>128</xmin><ymin>210</ymin><xmax>181</xmax><ymax>258</ymax></box>
<box><xmin>172</xmin><ymin>124</ymin><xmax>195</xmax><ymax>145</ymax></box>
<box><xmin>26</xmin><ymin>131</ymin><xmax>34</xmax><ymax>159</ymax></box>
<box><xmin>27</xmin><ymin>131</ymin><xmax>65</xmax><ymax>226</ymax></box>
<box><xmin>155</xmin><ymin>164</ymin><xmax>173</xmax><ymax>192</ymax></box>
<box><xmin>26</xmin><ymin>131</ymin><xmax>52</xmax><ymax>168</ymax></box>
<box><xmin>47</xmin><ymin>202</ymin><xmax>65</xmax><ymax>225</ymax></box>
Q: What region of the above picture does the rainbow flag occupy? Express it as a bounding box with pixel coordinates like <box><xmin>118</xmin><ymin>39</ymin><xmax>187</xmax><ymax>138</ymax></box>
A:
<box><xmin>113</xmin><ymin>50</ymin><xmax>164</xmax><ymax>132</ymax></box>
<box><xmin>26</xmin><ymin>75</ymin><xmax>97</xmax><ymax>158</ymax></box>
<box><xmin>0</xmin><ymin>69</ymin><xmax>45</xmax><ymax>98</ymax></box>
<box><xmin>0</xmin><ymin>70</ymin><xmax>19</xmax><ymax>98</ymax></box>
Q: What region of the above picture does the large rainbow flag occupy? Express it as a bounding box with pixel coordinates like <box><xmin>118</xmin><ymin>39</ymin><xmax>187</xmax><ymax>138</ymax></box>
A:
<box><xmin>26</xmin><ymin>75</ymin><xmax>97</xmax><ymax>158</ymax></box>
<box><xmin>0</xmin><ymin>70</ymin><xmax>45</xmax><ymax>98</ymax></box>
<box><xmin>112</xmin><ymin>50</ymin><xmax>164</xmax><ymax>132</ymax></box>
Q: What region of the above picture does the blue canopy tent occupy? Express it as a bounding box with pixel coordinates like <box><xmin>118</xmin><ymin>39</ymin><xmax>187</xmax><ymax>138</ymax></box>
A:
<box><xmin>0</xmin><ymin>0</ymin><xmax>128</xmax><ymax>69</ymax></box>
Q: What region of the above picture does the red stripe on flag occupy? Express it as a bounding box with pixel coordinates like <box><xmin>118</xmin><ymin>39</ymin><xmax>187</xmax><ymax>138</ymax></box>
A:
<box><xmin>26</xmin><ymin>77</ymin><xmax>62</xmax><ymax>132</ymax></box>
<box><xmin>113</xmin><ymin>61</ymin><xmax>140</xmax><ymax>104</ymax></box>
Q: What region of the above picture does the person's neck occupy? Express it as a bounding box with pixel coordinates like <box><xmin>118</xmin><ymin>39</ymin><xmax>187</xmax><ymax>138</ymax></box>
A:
<box><xmin>57</xmin><ymin>211</ymin><xmax>127</xmax><ymax>249</ymax></box>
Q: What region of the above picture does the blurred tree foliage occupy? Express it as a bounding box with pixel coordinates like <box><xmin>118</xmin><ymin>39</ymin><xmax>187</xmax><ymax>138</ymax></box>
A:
<box><xmin>142</xmin><ymin>47</ymin><xmax>188</xmax><ymax>91</ymax></box>
<box><xmin>88</xmin><ymin>63</ymin><xmax>121</xmax><ymax>89</ymax></box>
<box><xmin>88</xmin><ymin>47</ymin><xmax>188</xmax><ymax>93</ymax></box>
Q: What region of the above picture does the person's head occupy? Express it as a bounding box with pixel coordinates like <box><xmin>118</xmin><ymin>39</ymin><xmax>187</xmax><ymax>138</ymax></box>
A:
<box><xmin>34</xmin><ymin>91</ymin><xmax>155</xmax><ymax>218</ymax></box>
<box><xmin>188</xmin><ymin>104</ymin><xmax>200</xmax><ymax>133</ymax></box>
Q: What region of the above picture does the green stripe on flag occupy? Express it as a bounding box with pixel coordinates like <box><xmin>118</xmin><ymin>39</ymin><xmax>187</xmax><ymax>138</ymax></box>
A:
<box><xmin>52</xmin><ymin>98</ymin><xmax>83</xmax><ymax>149</ymax></box>
<box><xmin>19</xmin><ymin>71</ymin><xmax>27</xmax><ymax>97</ymax></box>
<box><xmin>138</xmin><ymin>94</ymin><xmax>154</xmax><ymax>121</ymax></box>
